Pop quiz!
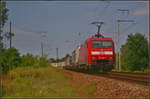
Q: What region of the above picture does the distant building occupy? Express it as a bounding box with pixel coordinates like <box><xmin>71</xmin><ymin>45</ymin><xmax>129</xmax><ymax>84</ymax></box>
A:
<box><xmin>51</xmin><ymin>62</ymin><xmax>65</xmax><ymax>67</ymax></box>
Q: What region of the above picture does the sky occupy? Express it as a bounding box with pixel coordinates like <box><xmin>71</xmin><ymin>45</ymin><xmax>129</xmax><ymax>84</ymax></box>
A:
<box><xmin>3</xmin><ymin>1</ymin><xmax>149</xmax><ymax>59</ymax></box>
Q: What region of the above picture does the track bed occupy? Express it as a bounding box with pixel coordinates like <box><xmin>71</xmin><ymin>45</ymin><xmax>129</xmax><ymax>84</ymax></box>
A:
<box><xmin>63</xmin><ymin>70</ymin><xmax>149</xmax><ymax>98</ymax></box>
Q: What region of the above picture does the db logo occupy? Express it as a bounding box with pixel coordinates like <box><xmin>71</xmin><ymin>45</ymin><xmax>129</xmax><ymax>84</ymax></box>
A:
<box><xmin>99</xmin><ymin>52</ymin><xmax>104</xmax><ymax>54</ymax></box>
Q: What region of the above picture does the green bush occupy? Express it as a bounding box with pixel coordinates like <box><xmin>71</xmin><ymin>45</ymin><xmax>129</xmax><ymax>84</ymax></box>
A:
<box><xmin>21</xmin><ymin>53</ymin><xmax>38</xmax><ymax>67</ymax></box>
<box><xmin>0</xmin><ymin>48</ymin><xmax>50</xmax><ymax>73</ymax></box>
<box><xmin>0</xmin><ymin>48</ymin><xmax>21</xmax><ymax>73</ymax></box>
<box><xmin>21</xmin><ymin>53</ymin><xmax>50</xmax><ymax>67</ymax></box>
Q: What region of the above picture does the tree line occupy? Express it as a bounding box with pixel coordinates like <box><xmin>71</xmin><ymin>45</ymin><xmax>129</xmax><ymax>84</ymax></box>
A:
<box><xmin>0</xmin><ymin>2</ymin><xmax>50</xmax><ymax>73</ymax></box>
<box><xmin>49</xmin><ymin>54</ymin><xmax>69</xmax><ymax>63</ymax></box>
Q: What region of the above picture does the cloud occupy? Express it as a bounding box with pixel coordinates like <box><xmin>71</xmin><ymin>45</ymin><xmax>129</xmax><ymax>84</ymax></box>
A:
<box><xmin>136</xmin><ymin>1</ymin><xmax>149</xmax><ymax>4</ymax></box>
<box><xmin>133</xmin><ymin>7</ymin><xmax>149</xmax><ymax>16</ymax></box>
<box><xmin>130</xmin><ymin>1</ymin><xmax>149</xmax><ymax>16</ymax></box>
<box><xmin>2</xmin><ymin>26</ymin><xmax>37</xmax><ymax>34</ymax></box>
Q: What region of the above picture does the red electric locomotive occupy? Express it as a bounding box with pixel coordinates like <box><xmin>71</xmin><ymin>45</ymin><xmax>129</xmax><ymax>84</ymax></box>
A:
<box><xmin>65</xmin><ymin>22</ymin><xmax>116</xmax><ymax>72</ymax></box>
<box><xmin>77</xmin><ymin>22</ymin><xmax>115</xmax><ymax>72</ymax></box>
<box><xmin>78</xmin><ymin>36</ymin><xmax>115</xmax><ymax>71</ymax></box>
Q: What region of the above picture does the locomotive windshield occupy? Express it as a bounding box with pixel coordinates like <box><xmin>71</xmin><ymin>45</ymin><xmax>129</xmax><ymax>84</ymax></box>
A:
<box><xmin>92</xmin><ymin>40</ymin><xmax>112</xmax><ymax>48</ymax></box>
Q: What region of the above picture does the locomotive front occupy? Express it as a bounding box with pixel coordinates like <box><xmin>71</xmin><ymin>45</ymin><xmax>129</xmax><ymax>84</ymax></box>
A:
<box><xmin>87</xmin><ymin>37</ymin><xmax>115</xmax><ymax>71</ymax></box>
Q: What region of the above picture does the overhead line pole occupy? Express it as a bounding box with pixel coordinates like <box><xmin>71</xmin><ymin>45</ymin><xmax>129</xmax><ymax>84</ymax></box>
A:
<box><xmin>41</xmin><ymin>42</ymin><xmax>44</xmax><ymax>57</ymax></box>
<box><xmin>8</xmin><ymin>21</ymin><xmax>14</xmax><ymax>49</ymax></box>
<box><xmin>56</xmin><ymin>47</ymin><xmax>59</xmax><ymax>66</ymax></box>
<box><xmin>116</xmin><ymin>9</ymin><xmax>130</xmax><ymax>71</ymax></box>
<box><xmin>40</xmin><ymin>31</ymin><xmax>47</xmax><ymax>58</ymax></box>
<box><xmin>117</xmin><ymin>19</ymin><xmax>134</xmax><ymax>71</ymax></box>
<box><xmin>9</xmin><ymin>21</ymin><xmax>12</xmax><ymax>48</ymax></box>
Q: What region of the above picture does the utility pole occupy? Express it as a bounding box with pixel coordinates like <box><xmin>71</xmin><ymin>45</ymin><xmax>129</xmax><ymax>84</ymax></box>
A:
<box><xmin>9</xmin><ymin>21</ymin><xmax>14</xmax><ymax>48</ymax></box>
<box><xmin>9</xmin><ymin>21</ymin><xmax>11</xmax><ymax>48</ymax></box>
<box><xmin>91</xmin><ymin>21</ymin><xmax>104</xmax><ymax>38</ymax></box>
<box><xmin>41</xmin><ymin>42</ymin><xmax>44</xmax><ymax>57</ymax></box>
<box><xmin>117</xmin><ymin>20</ymin><xmax>134</xmax><ymax>71</ymax></box>
<box><xmin>116</xmin><ymin>9</ymin><xmax>130</xmax><ymax>71</ymax></box>
<box><xmin>40</xmin><ymin>32</ymin><xmax>46</xmax><ymax>58</ymax></box>
<box><xmin>78</xmin><ymin>32</ymin><xmax>82</xmax><ymax>45</ymax></box>
<box><xmin>56</xmin><ymin>48</ymin><xmax>59</xmax><ymax>66</ymax></box>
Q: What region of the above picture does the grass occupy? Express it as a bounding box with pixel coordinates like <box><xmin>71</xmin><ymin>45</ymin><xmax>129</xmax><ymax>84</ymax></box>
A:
<box><xmin>1</xmin><ymin>66</ymin><xmax>97</xmax><ymax>97</ymax></box>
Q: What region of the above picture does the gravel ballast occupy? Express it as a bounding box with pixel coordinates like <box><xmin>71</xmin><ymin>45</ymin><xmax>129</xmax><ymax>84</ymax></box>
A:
<box><xmin>63</xmin><ymin>70</ymin><xmax>149</xmax><ymax>98</ymax></box>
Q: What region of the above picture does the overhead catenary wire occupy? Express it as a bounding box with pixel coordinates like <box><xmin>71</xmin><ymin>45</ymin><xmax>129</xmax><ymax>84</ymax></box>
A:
<box><xmin>87</xmin><ymin>1</ymin><xmax>111</xmax><ymax>24</ymax></box>
<box><xmin>85</xmin><ymin>2</ymin><xmax>111</xmax><ymax>39</ymax></box>
<box><xmin>117</xmin><ymin>4</ymin><xmax>148</xmax><ymax>42</ymax></box>
<box><xmin>109</xmin><ymin>2</ymin><xmax>143</xmax><ymax>41</ymax></box>
<box><xmin>78</xmin><ymin>1</ymin><xmax>111</xmax><ymax>40</ymax></box>
<box><xmin>15</xmin><ymin>27</ymin><xmax>49</xmax><ymax>57</ymax></box>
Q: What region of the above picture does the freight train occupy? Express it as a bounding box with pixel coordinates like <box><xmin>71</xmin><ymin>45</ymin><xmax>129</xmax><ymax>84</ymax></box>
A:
<box><xmin>64</xmin><ymin>35</ymin><xmax>115</xmax><ymax>72</ymax></box>
<box><xmin>62</xmin><ymin>22</ymin><xmax>116</xmax><ymax>72</ymax></box>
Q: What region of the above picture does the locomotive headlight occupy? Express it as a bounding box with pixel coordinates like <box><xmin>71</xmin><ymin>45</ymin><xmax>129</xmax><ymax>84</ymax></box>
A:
<box><xmin>104</xmin><ymin>51</ymin><xmax>113</xmax><ymax>55</ymax></box>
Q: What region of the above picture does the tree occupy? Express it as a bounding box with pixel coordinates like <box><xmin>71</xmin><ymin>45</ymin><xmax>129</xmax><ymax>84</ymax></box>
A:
<box><xmin>120</xmin><ymin>33</ymin><xmax>148</xmax><ymax>71</ymax></box>
<box><xmin>0</xmin><ymin>2</ymin><xmax>9</xmax><ymax>50</ymax></box>
<box><xmin>0</xmin><ymin>48</ymin><xmax>21</xmax><ymax>73</ymax></box>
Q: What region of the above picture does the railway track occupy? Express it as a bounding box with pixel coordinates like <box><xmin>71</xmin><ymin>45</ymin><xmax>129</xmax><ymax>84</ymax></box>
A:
<box><xmin>67</xmin><ymin>69</ymin><xmax>149</xmax><ymax>86</ymax></box>
<box><xmin>98</xmin><ymin>72</ymin><xmax>149</xmax><ymax>86</ymax></box>
<box><xmin>64</xmin><ymin>66</ymin><xmax>149</xmax><ymax>86</ymax></box>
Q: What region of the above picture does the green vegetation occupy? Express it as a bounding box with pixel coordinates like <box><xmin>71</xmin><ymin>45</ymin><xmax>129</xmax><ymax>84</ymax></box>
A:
<box><xmin>0</xmin><ymin>48</ymin><xmax>21</xmax><ymax>73</ymax></box>
<box><xmin>49</xmin><ymin>54</ymin><xmax>69</xmax><ymax>63</ymax></box>
<box><xmin>0</xmin><ymin>49</ymin><xmax>50</xmax><ymax>73</ymax></box>
<box><xmin>2</xmin><ymin>66</ymin><xmax>72</xmax><ymax>97</ymax></box>
<box><xmin>0</xmin><ymin>2</ymin><xmax>9</xmax><ymax>49</ymax></box>
<box><xmin>21</xmin><ymin>53</ymin><xmax>49</xmax><ymax>67</ymax></box>
<box><xmin>2</xmin><ymin>66</ymin><xmax>97</xmax><ymax>97</ymax></box>
<box><xmin>120</xmin><ymin>33</ymin><xmax>149</xmax><ymax>72</ymax></box>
